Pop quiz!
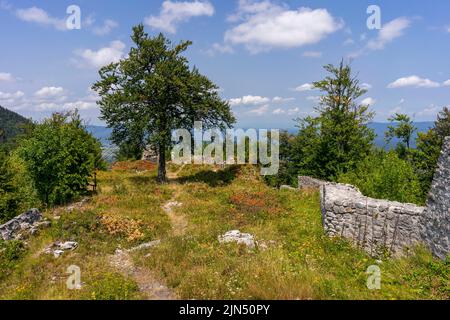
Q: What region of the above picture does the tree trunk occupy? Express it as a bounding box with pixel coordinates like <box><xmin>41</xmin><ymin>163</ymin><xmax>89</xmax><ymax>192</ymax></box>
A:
<box><xmin>157</xmin><ymin>142</ymin><xmax>167</xmax><ymax>183</ymax></box>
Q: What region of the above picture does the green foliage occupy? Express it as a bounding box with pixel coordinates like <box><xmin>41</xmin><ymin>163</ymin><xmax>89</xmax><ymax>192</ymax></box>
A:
<box><xmin>0</xmin><ymin>106</ymin><xmax>31</xmax><ymax>152</ymax></box>
<box><xmin>264</xmin><ymin>131</ymin><xmax>298</xmax><ymax>187</ymax></box>
<box><xmin>413</xmin><ymin>107</ymin><xmax>450</xmax><ymax>197</ymax></box>
<box><xmin>0</xmin><ymin>152</ymin><xmax>38</xmax><ymax>222</ymax></box>
<box><xmin>385</xmin><ymin>113</ymin><xmax>417</xmax><ymax>155</ymax></box>
<box><xmin>0</xmin><ymin>240</ymin><xmax>27</xmax><ymax>280</ymax></box>
<box><xmin>93</xmin><ymin>24</ymin><xmax>235</xmax><ymax>182</ymax></box>
<box><xmin>85</xmin><ymin>272</ymin><xmax>141</xmax><ymax>300</ymax></box>
<box><xmin>18</xmin><ymin>111</ymin><xmax>103</xmax><ymax>206</ymax></box>
<box><xmin>290</xmin><ymin>60</ymin><xmax>375</xmax><ymax>181</ymax></box>
<box><xmin>339</xmin><ymin>150</ymin><xmax>423</xmax><ymax>204</ymax></box>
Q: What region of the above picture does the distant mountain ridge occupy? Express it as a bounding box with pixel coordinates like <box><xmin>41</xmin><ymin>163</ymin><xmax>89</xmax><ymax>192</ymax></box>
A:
<box><xmin>0</xmin><ymin>106</ymin><xmax>30</xmax><ymax>142</ymax></box>
<box><xmin>87</xmin><ymin>122</ymin><xmax>434</xmax><ymax>149</ymax></box>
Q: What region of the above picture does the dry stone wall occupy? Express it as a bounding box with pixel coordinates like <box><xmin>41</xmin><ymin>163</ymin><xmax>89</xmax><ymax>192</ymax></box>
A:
<box><xmin>319</xmin><ymin>137</ymin><xmax>450</xmax><ymax>259</ymax></box>
<box><xmin>321</xmin><ymin>184</ymin><xmax>425</xmax><ymax>257</ymax></box>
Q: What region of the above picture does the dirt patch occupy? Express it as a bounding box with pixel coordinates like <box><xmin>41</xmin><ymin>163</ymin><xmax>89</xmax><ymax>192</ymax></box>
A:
<box><xmin>109</xmin><ymin>249</ymin><xmax>176</xmax><ymax>300</ymax></box>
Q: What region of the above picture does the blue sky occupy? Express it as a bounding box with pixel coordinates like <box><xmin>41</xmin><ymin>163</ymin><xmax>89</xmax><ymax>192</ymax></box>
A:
<box><xmin>0</xmin><ymin>0</ymin><xmax>449</xmax><ymax>128</ymax></box>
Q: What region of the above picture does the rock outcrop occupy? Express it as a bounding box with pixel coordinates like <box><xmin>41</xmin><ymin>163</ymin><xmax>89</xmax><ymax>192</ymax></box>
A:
<box><xmin>0</xmin><ymin>209</ymin><xmax>49</xmax><ymax>241</ymax></box>
<box><xmin>420</xmin><ymin>137</ymin><xmax>450</xmax><ymax>260</ymax></box>
<box><xmin>218</xmin><ymin>230</ymin><xmax>256</xmax><ymax>249</ymax></box>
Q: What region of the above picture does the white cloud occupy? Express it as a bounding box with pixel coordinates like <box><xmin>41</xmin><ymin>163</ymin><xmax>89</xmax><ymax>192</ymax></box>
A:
<box><xmin>224</xmin><ymin>1</ymin><xmax>343</xmax><ymax>53</ymax></box>
<box><xmin>417</xmin><ymin>104</ymin><xmax>440</xmax><ymax>118</ymax></box>
<box><xmin>248</xmin><ymin>104</ymin><xmax>269</xmax><ymax>116</ymax></box>
<box><xmin>361</xmin><ymin>97</ymin><xmax>376</xmax><ymax>106</ymax></box>
<box><xmin>0</xmin><ymin>91</ymin><xmax>24</xmax><ymax>100</ymax></box>
<box><xmin>0</xmin><ymin>72</ymin><xmax>13</xmax><ymax>82</ymax></box>
<box><xmin>145</xmin><ymin>0</ymin><xmax>214</xmax><ymax>34</ymax></box>
<box><xmin>302</xmin><ymin>51</ymin><xmax>322</xmax><ymax>58</ymax></box>
<box><xmin>361</xmin><ymin>83</ymin><xmax>372</xmax><ymax>90</ymax></box>
<box><xmin>34</xmin><ymin>86</ymin><xmax>65</xmax><ymax>98</ymax></box>
<box><xmin>0</xmin><ymin>91</ymin><xmax>25</xmax><ymax>107</ymax></box>
<box><xmin>294</xmin><ymin>83</ymin><xmax>314</xmax><ymax>92</ymax></box>
<box><xmin>272</xmin><ymin>108</ymin><xmax>285</xmax><ymax>115</ymax></box>
<box><xmin>272</xmin><ymin>96</ymin><xmax>294</xmax><ymax>103</ymax></box>
<box><xmin>287</xmin><ymin>107</ymin><xmax>300</xmax><ymax>115</ymax></box>
<box><xmin>93</xmin><ymin>19</ymin><xmax>119</xmax><ymax>36</ymax></box>
<box><xmin>229</xmin><ymin>95</ymin><xmax>270</xmax><ymax>106</ymax></box>
<box><xmin>74</xmin><ymin>41</ymin><xmax>126</xmax><ymax>68</ymax></box>
<box><xmin>204</xmin><ymin>43</ymin><xmax>234</xmax><ymax>56</ymax></box>
<box><xmin>443</xmin><ymin>79</ymin><xmax>450</xmax><ymax>86</ymax></box>
<box><xmin>388</xmin><ymin>75</ymin><xmax>440</xmax><ymax>89</ymax></box>
<box><xmin>367</xmin><ymin>17</ymin><xmax>411</xmax><ymax>50</ymax></box>
<box><xmin>16</xmin><ymin>7</ymin><xmax>66</xmax><ymax>31</ymax></box>
<box><xmin>62</xmin><ymin>100</ymin><xmax>97</xmax><ymax>111</ymax></box>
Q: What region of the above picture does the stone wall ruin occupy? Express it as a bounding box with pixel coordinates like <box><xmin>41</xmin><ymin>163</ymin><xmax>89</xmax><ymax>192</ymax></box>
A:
<box><xmin>319</xmin><ymin>137</ymin><xmax>450</xmax><ymax>259</ymax></box>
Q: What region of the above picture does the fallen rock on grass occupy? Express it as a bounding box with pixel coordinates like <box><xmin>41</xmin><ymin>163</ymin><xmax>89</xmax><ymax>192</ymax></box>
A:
<box><xmin>45</xmin><ymin>241</ymin><xmax>78</xmax><ymax>258</ymax></box>
<box><xmin>127</xmin><ymin>240</ymin><xmax>161</xmax><ymax>253</ymax></box>
<box><xmin>280</xmin><ymin>185</ymin><xmax>297</xmax><ymax>191</ymax></box>
<box><xmin>218</xmin><ymin>230</ymin><xmax>256</xmax><ymax>249</ymax></box>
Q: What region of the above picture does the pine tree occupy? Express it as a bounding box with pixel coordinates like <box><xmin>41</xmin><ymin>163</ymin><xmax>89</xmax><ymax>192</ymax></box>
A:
<box><xmin>291</xmin><ymin>60</ymin><xmax>375</xmax><ymax>180</ymax></box>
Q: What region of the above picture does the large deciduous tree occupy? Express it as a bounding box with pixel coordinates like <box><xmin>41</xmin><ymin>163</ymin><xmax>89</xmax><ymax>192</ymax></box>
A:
<box><xmin>92</xmin><ymin>25</ymin><xmax>235</xmax><ymax>182</ymax></box>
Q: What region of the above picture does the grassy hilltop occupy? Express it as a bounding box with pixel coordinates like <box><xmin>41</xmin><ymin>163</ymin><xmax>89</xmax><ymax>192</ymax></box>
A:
<box><xmin>0</xmin><ymin>161</ymin><xmax>448</xmax><ymax>300</ymax></box>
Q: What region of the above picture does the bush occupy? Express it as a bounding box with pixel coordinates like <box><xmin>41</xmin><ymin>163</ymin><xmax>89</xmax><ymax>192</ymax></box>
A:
<box><xmin>0</xmin><ymin>152</ymin><xmax>38</xmax><ymax>223</ymax></box>
<box><xmin>339</xmin><ymin>150</ymin><xmax>423</xmax><ymax>205</ymax></box>
<box><xmin>19</xmin><ymin>111</ymin><xmax>104</xmax><ymax>206</ymax></box>
<box><xmin>0</xmin><ymin>240</ymin><xmax>27</xmax><ymax>280</ymax></box>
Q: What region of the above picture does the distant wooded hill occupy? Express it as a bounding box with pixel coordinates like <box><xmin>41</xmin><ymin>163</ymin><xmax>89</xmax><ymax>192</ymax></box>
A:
<box><xmin>0</xmin><ymin>106</ymin><xmax>435</xmax><ymax>150</ymax></box>
<box><xmin>0</xmin><ymin>106</ymin><xmax>30</xmax><ymax>143</ymax></box>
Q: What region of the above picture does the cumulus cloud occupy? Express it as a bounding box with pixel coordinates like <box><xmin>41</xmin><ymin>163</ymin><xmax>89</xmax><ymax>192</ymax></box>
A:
<box><xmin>34</xmin><ymin>86</ymin><xmax>65</xmax><ymax>98</ymax></box>
<box><xmin>145</xmin><ymin>0</ymin><xmax>214</xmax><ymax>34</ymax></box>
<box><xmin>92</xmin><ymin>19</ymin><xmax>119</xmax><ymax>36</ymax></box>
<box><xmin>0</xmin><ymin>91</ymin><xmax>24</xmax><ymax>100</ymax></box>
<box><xmin>287</xmin><ymin>107</ymin><xmax>300</xmax><ymax>115</ymax></box>
<box><xmin>0</xmin><ymin>72</ymin><xmax>13</xmax><ymax>82</ymax></box>
<box><xmin>388</xmin><ymin>76</ymin><xmax>440</xmax><ymax>89</ymax></box>
<box><xmin>74</xmin><ymin>41</ymin><xmax>126</xmax><ymax>68</ymax></box>
<box><xmin>293</xmin><ymin>83</ymin><xmax>315</xmax><ymax>92</ymax></box>
<box><xmin>443</xmin><ymin>79</ymin><xmax>450</xmax><ymax>86</ymax></box>
<box><xmin>0</xmin><ymin>91</ymin><xmax>25</xmax><ymax>108</ymax></box>
<box><xmin>272</xmin><ymin>96</ymin><xmax>295</xmax><ymax>103</ymax></box>
<box><xmin>272</xmin><ymin>108</ymin><xmax>285</xmax><ymax>115</ymax></box>
<box><xmin>248</xmin><ymin>104</ymin><xmax>269</xmax><ymax>116</ymax></box>
<box><xmin>367</xmin><ymin>17</ymin><xmax>411</xmax><ymax>50</ymax></box>
<box><xmin>224</xmin><ymin>1</ymin><xmax>343</xmax><ymax>53</ymax></box>
<box><xmin>361</xmin><ymin>97</ymin><xmax>376</xmax><ymax>106</ymax></box>
<box><xmin>229</xmin><ymin>95</ymin><xmax>270</xmax><ymax>106</ymax></box>
<box><xmin>15</xmin><ymin>6</ymin><xmax>66</xmax><ymax>30</ymax></box>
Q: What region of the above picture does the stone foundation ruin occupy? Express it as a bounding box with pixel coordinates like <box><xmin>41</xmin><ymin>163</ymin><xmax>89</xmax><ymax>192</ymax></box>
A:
<box><xmin>319</xmin><ymin>137</ymin><xmax>450</xmax><ymax>259</ymax></box>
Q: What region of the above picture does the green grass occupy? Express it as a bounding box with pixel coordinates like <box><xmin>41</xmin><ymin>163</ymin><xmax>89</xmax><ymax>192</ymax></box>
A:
<box><xmin>0</xmin><ymin>162</ymin><xmax>448</xmax><ymax>300</ymax></box>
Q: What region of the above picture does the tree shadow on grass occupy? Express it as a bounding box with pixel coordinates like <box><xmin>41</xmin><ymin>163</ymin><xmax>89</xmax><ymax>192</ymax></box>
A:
<box><xmin>175</xmin><ymin>165</ymin><xmax>240</xmax><ymax>187</ymax></box>
<box><xmin>127</xmin><ymin>175</ymin><xmax>157</xmax><ymax>186</ymax></box>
